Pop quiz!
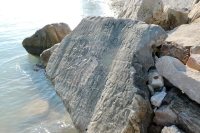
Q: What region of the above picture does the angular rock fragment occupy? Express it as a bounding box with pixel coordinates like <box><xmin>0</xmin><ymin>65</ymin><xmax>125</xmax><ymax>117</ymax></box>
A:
<box><xmin>154</xmin><ymin>88</ymin><xmax>200</xmax><ymax>133</ymax></box>
<box><xmin>161</xmin><ymin>125</ymin><xmax>184</xmax><ymax>133</ymax></box>
<box><xmin>151</xmin><ymin>91</ymin><xmax>166</xmax><ymax>107</ymax></box>
<box><xmin>22</xmin><ymin>23</ymin><xmax>71</xmax><ymax>56</ymax></box>
<box><xmin>40</xmin><ymin>43</ymin><xmax>60</xmax><ymax>68</ymax></box>
<box><xmin>156</xmin><ymin>56</ymin><xmax>200</xmax><ymax>104</ymax></box>
<box><xmin>158</xmin><ymin>42</ymin><xmax>189</xmax><ymax>64</ymax></box>
<box><xmin>186</xmin><ymin>54</ymin><xmax>200</xmax><ymax>71</ymax></box>
<box><xmin>148</xmin><ymin>69</ymin><xmax>164</xmax><ymax>88</ymax></box>
<box><xmin>46</xmin><ymin>17</ymin><xmax>167</xmax><ymax>133</ymax></box>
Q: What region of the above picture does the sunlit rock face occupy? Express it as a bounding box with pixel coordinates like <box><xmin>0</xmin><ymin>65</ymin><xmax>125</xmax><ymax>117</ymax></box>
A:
<box><xmin>22</xmin><ymin>23</ymin><xmax>71</xmax><ymax>56</ymax></box>
<box><xmin>115</xmin><ymin>0</ymin><xmax>193</xmax><ymax>30</ymax></box>
<box><xmin>46</xmin><ymin>17</ymin><xmax>167</xmax><ymax>133</ymax></box>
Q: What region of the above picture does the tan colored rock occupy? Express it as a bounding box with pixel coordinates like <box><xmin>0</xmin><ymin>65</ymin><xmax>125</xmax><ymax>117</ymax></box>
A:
<box><xmin>186</xmin><ymin>54</ymin><xmax>200</xmax><ymax>71</ymax></box>
<box><xmin>156</xmin><ymin>56</ymin><xmax>200</xmax><ymax>104</ymax></box>
<box><xmin>22</xmin><ymin>23</ymin><xmax>71</xmax><ymax>56</ymax></box>
<box><xmin>188</xmin><ymin>1</ymin><xmax>200</xmax><ymax>23</ymax></box>
<box><xmin>166</xmin><ymin>22</ymin><xmax>200</xmax><ymax>47</ymax></box>
<box><xmin>117</xmin><ymin>0</ymin><xmax>193</xmax><ymax>30</ymax></box>
<box><xmin>40</xmin><ymin>43</ymin><xmax>60</xmax><ymax>68</ymax></box>
<box><xmin>158</xmin><ymin>42</ymin><xmax>189</xmax><ymax>64</ymax></box>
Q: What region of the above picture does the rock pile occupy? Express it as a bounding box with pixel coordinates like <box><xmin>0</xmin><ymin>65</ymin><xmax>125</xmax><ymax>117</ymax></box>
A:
<box><xmin>23</xmin><ymin>0</ymin><xmax>200</xmax><ymax>132</ymax></box>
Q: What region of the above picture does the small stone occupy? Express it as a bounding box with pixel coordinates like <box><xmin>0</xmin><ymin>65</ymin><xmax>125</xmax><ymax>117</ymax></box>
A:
<box><xmin>162</xmin><ymin>125</ymin><xmax>184</xmax><ymax>133</ymax></box>
<box><xmin>151</xmin><ymin>91</ymin><xmax>167</xmax><ymax>107</ymax></box>
<box><xmin>148</xmin><ymin>69</ymin><xmax>164</xmax><ymax>88</ymax></box>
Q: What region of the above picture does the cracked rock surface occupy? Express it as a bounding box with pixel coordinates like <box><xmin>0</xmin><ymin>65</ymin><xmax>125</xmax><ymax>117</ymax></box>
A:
<box><xmin>46</xmin><ymin>17</ymin><xmax>167</xmax><ymax>133</ymax></box>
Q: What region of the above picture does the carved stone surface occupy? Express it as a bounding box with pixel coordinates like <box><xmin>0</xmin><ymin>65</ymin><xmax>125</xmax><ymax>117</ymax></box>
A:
<box><xmin>154</xmin><ymin>88</ymin><xmax>200</xmax><ymax>133</ymax></box>
<box><xmin>116</xmin><ymin>0</ymin><xmax>193</xmax><ymax>30</ymax></box>
<box><xmin>40</xmin><ymin>43</ymin><xmax>60</xmax><ymax>68</ymax></box>
<box><xmin>22</xmin><ymin>23</ymin><xmax>71</xmax><ymax>56</ymax></box>
<box><xmin>156</xmin><ymin>56</ymin><xmax>200</xmax><ymax>104</ymax></box>
<box><xmin>158</xmin><ymin>42</ymin><xmax>190</xmax><ymax>64</ymax></box>
<box><xmin>46</xmin><ymin>17</ymin><xmax>167</xmax><ymax>133</ymax></box>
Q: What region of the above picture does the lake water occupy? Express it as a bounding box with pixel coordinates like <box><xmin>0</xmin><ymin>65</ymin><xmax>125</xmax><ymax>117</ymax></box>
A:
<box><xmin>0</xmin><ymin>0</ymin><xmax>114</xmax><ymax>132</ymax></box>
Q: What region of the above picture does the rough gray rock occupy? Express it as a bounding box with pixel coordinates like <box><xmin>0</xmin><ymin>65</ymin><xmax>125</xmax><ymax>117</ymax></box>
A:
<box><xmin>151</xmin><ymin>91</ymin><xmax>166</xmax><ymax>107</ymax></box>
<box><xmin>22</xmin><ymin>23</ymin><xmax>71</xmax><ymax>56</ymax></box>
<box><xmin>117</xmin><ymin>0</ymin><xmax>193</xmax><ymax>30</ymax></box>
<box><xmin>46</xmin><ymin>17</ymin><xmax>167</xmax><ymax>133</ymax></box>
<box><xmin>40</xmin><ymin>43</ymin><xmax>60</xmax><ymax>68</ymax></box>
<box><xmin>154</xmin><ymin>88</ymin><xmax>200</xmax><ymax>133</ymax></box>
<box><xmin>156</xmin><ymin>56</ymin><xmax>200</xmax><ymax>104</ymax></box>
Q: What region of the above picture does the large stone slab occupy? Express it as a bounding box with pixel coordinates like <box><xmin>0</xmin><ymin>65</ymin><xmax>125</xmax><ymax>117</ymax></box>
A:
<box><xmin>117</xmin><ymin>0</ymin><xmax>193</xmax><ymax>30</ymax></box>
<box><xmin>155</xmin><ymin>56</ymin><xmax>200</xmax><ymax>104</ymax></box>
<box><xmin>46</xmin><ymin>17</ymin><xmax>167</xmax><ymax>133</ymax></box>
<box><xmin>22</xmin><ymin>23</ymin><xmax>71</xmax><ymax>56</ymax></box>
<box><xmin>166</xmin><ymin>22</ymin><xmax>200</xmax><ymax>47</ymax></box>
<box><xmin>154</xmin><ymin>88</ymin><xmax>200</xmax><ymax>133</ymax></box>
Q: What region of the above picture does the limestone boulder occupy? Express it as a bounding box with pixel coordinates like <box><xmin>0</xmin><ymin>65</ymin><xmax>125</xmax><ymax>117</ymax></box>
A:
<box><xmin>158</xmin><ymin>42</ymin><xmax>189</xmax><ymax>64</ymax></box>
<box><xmin>166</xmin><ymin>22</ymin><xmax>200</xmax><ymax>47</ymax></box>
<box><xmin>22</xmin><ymin>23</ymin><xmax>71</xmax><ymax>56</ymax></box>
<box><xmin>46</xmin><ymin>17</ymin><xmax>167</xmax><ymax>133</ymax></box>
<box><xmin>40</xmin><ymin>43</ymin><xmax>60</xmax><ymax>68</ymax></box>
<box><xmin>156</xmin><ymin>56</ymin><xmax>200</xmax><ymax>104</ymax></box>
<box><xmin>186</xmin><ymin>54</ymin><xmax>200</xmax><ymax>71</ymax></box>
<box><xmin>117</xmin><ymin>0</ymin><xmax>193</xmax><ymax>30</ymax></box>
<box><xmin>154</xmin><ymin>88</ymin><xmax>200</xmax><ymax>133</ymax></box>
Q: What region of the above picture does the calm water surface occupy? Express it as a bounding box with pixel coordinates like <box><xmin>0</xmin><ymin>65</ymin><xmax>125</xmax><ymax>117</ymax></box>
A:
<box><xmin>0</xmin><ymin>0</ymin><xmax>114</xmax><ymax>132</ymax></box>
